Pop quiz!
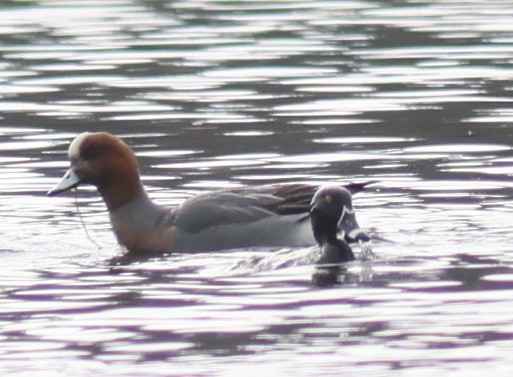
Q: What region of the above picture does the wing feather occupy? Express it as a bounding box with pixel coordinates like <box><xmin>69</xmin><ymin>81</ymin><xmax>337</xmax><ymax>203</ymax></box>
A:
<box><xmin>173</xmin><ymin>182</ymin><xmax>370</xmax><ymax>233</ymax></box>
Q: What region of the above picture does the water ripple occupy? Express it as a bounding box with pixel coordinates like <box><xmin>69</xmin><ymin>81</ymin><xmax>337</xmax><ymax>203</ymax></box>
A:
<box><xmin>2</xmin><ymin>0</ymin><xmax>513</xmax><ymax>376</ymax></box>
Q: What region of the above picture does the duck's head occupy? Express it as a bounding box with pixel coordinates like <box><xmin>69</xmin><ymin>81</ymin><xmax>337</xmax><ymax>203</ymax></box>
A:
<box><xmin>310</xmin><ymin>186</ymin><xmax>369</xmax><ymax>244</ymax></box>
<box><xmin>48</xmin><ymin>132</ymin><xmax>142</xmax><ymax>210</ymax></box>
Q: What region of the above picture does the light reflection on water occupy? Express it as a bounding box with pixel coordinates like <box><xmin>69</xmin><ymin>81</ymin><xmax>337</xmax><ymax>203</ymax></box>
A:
<box><xmin>1</xmin><ymin>0</ymin><xmax>513</xmax><ymax>375</ymax></box>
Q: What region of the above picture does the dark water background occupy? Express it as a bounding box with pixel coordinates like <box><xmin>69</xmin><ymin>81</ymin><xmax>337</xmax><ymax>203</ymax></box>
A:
<box><xmin>2</xmin><ymin>0</ymin><xmax>513</xmax><ymax>375</ymax></box>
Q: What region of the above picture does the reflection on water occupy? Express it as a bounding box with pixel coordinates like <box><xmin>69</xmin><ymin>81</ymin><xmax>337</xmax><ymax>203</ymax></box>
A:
<box><xmin>2</xmin><ymin>0</ymin><xmax>513</xmax><ymax>375</ymax></box>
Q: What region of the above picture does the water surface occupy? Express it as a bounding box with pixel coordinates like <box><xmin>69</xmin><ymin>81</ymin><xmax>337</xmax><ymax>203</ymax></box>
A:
<box><xmin>2</xmin><ymin>0</ymin><xmax>513</xmax><ymax>375</ymax></box>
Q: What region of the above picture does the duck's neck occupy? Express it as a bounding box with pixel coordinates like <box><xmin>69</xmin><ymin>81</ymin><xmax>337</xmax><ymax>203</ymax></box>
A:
<box><xmin>107</xmin><ymin>189</ymin><xmax>176</xmax><ymax>254</ymax></box>
<box><xmin>318</xmin><ymin>232</ymin><xmax>338</xmax><ymax>245</ymax></box>
<box><xmin>317</xmin><ymin>235</ymin><xmax>355</xmax><ymax>264</ymax></box>
<box><xmin>98</xmin><ymin>177</ymin><xmax>146</xmax><ymax>212</ymax></box>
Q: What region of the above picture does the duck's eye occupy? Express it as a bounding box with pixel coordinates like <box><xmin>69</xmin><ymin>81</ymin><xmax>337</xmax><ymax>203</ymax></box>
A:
<box><xmin>324</xmin><ymin>194</ymin><xmax>333</xmax><ymax>204</ymax></box>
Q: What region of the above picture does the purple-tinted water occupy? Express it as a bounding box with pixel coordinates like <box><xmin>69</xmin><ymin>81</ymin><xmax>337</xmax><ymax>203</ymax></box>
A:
<box><xmin>2</xmin><ymin>0</ymin><xmax>513</xmax><ymax>375</ymax></box>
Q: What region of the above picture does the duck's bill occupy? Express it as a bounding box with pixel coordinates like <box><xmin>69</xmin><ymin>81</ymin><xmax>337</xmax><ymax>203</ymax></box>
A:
<box><xmin>48</xmin><ymin>169</ymin><xmax>81</xmax><ymax>196</ymax></box>
<box><xmin>338</xmin><ymin>208</ymin><xmax>370</xmax><ymax>243</ymax></box>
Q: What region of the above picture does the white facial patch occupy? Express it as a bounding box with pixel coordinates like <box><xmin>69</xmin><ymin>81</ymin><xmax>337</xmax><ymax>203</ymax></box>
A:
<box><xmin>340</xmin><ymin>205</ymin><xmax>354</xmax><ymax>218</ymax></box>
<box><xmin>338</xmin><ymin>205</ymin><xmax>356</xmax><ymax>239</ymax></box>
<box><xmin>68</xmin><ymin>132</ymin><xmax>91</xmax><ymax>160</ymax></box>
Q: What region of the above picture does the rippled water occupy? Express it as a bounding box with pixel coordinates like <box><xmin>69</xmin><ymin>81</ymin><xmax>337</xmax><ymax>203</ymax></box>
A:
<box><xmin>2</xmin><ymin>0</ymin><xmax>513</xmax><ymax>375</ymax></box>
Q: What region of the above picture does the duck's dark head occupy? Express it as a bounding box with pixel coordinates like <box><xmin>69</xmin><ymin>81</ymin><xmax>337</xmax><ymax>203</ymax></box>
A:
<box><xmin>310</xmin><ymin>186</ymin><xmax>369</xmax><ymax>245</ymax></box>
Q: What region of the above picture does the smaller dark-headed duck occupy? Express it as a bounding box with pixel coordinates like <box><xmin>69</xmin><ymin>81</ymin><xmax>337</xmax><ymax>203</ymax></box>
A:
<box><xmin>310</xmin><ymin>186</ymin><xmax>363</xmax><ymax>264</ymax></box>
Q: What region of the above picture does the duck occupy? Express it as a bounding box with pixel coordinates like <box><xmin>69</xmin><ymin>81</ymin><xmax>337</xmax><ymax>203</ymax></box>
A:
<box><xmin>48</xmin><ymin>132</ymin><xmax>370</xmax><ymax>254</ymax></box>
<box><xmin>310</xmin><ymin>186</ymin><xmax>357</xmax><ymax>264</ymax></box>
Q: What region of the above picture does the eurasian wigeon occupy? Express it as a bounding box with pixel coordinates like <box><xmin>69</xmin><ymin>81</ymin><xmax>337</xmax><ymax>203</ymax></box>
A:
<box><xmin>48</xmin><ymin>132</ymin><xmax>369</xmax><ymax>254</ymax></box>
<box><xmin>310</xmin><ymin>186</ymin><xmax>357</xmax><ymax>264</ymax></box>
